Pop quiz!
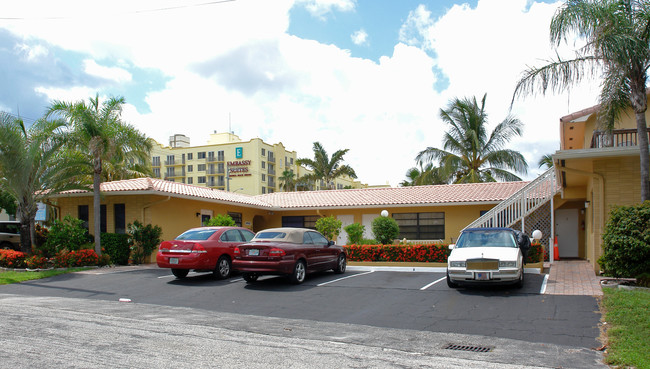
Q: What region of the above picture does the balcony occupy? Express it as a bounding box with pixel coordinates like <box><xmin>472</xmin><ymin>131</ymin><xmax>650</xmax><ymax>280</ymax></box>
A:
<box><xmin>591</xmin><ymin>128</ymin><xmax>649</xmax><ymax>148</ymax></box>
<box><xmin>267</xmin><ymin>153</ymin><xmax>276</xmax><ymax>163</ymax></box>
<box><xmin>206</xmin><ymin>154</ymin><xmax>225</xmax><ymax>163</ymax></box>
<box><xmin>164</xmin><ymin>159</ymin><xmax>185</xmax><ymax>166</ymax></box>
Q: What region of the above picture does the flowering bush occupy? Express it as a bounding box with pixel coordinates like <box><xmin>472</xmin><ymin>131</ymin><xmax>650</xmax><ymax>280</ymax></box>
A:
<box><xmin>344</xmin><ymin>244</ymin><xmax>450</xmax><ymax>263</ymax></box>
<box><xmin>0</xmin><ymin>250</ymin><xmax>27</xmax><ymax>268</ymax></box>
<box><xmin>526</xmin><ymin>242</ymin><xmax>544</xmax><ymax>264</ymax></box>
<box><xmin>26</xmin><ymin>255</ymin><xmax>50</xmax><ymax>269</ymax></box>
<box><xmin>53</xmin><ymin>249</ymin><xmax>99</xmax><ymax>268</ymax></box>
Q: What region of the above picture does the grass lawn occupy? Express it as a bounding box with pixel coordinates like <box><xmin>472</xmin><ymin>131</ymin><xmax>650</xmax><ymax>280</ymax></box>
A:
<box><xmin>0</xmin><ymin>268</ymin><xmax>91</xmax><ymax>285</ymax></box>
<box><xmin>602</xmin><ymin>287</ymin><xmax>650</xmax><ymax>369</ymax></box>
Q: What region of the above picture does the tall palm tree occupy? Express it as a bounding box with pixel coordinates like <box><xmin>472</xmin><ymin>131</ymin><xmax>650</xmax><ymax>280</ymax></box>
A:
<box><xmin>47</xmin><ymin>94</ymin><xmax>152</xmax><ymax>255</ymax></box>
<box><xmin>417</xmin><ymin>94</ymin><xmax>528</xmax><ymax>183</ymax></box>
<box><xmin>400</xmin><ymin>164</ymin><xmax>448</xmax><ymax>186</ymax></box>
<box><xmin>297</xmin><ymin>142</ymin><xmax>357</xmax><ymax>190</ymax></box>
<box><xmin>0</xmin><ymin>112</ymin><xmax>86</xmax><ymax>253</ymax></box>
<box><xmin>279</xmin><ymin>169</ymin><xmax>296</xmax><ymax>192</ymax></box>
<box><xmin>538</xmin><ymin>154</ymin><xmax>554</xmax><ymax>169</ymax></box>
<box><xmin>513</xmin><ymin>0</ymin><xmax>650</xmax><ymax>201</ymax></box>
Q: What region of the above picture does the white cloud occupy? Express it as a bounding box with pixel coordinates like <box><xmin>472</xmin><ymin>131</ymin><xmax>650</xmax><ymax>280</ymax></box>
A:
<box><xmin>294</xmin><ymin>0</ymin><xmax>356</xmax><ymax>19</ymax></box>
<box><xmin>351</xmin><ymin>29</ymin><xmax>368</xmax><ymax>46</ymax></box>
<box><xmin>83</xmin><ymin>59</ymin><xmax>132</xmax><ymax>83</ymax></box>
<box><xmin>14</xmin><ymin>43</ymin><xmax>48</xmax><ymax>61</ymax></box>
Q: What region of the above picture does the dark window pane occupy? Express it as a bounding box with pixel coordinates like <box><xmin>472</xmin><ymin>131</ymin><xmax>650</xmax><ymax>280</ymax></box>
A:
<box><xmin>100</xmin><ymin>205</ymin><xmax>107</xmax><ymax>233</ymax></box>
<box><xmin>114</xmin><ymin>204</ymin><xmax>126</xmax><ymax>234</ymax></box>
<box><xmin>78</xmin><ymin>205</ymin><xmax>89</xmax><ymax>230</ymax></box>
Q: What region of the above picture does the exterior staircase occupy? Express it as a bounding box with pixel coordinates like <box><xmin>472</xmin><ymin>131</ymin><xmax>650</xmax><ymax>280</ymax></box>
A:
<box><xmin>463</xmin><ymin>167</ymin><xmax>560</xmax><ymax>232</ymax></box>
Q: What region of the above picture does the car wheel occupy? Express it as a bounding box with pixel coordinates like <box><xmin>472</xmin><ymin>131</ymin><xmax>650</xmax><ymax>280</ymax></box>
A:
<box><xmin>0</xmin><ymin>242</ymin><xmax>13</xmax><ymax>250</ymax></box>
<box><xmin>515</xmin><ymin>268</ymin><xmax>524</xmax><ymax>288</ymax></box>
<box><xmin>171</xmin><ymin>269</ymin><xmax>189</xmax><ymax>279</ymax></box>
<box><xmin>213</xmin><ymin>256</ymin><xmax>231</xmax><ymax>279</ymax></box>
<box><xmin>334</xmin><ymin>254</ymin><xmax>346</xmax><ymax>274</ymax></box>
<box><xmin>289</xmin><ymin>260</ymin><xmax>306</xmax><ymax>284</ymax></box>
<box><xmin>446</xmin><ymin>271</ymin><xmax>459</xmax><ymax>288</ymax></box>
<box><xmin>243</xmin><ymin>273</ymin><xmax>258</xmax><ymax>283</ymax></box>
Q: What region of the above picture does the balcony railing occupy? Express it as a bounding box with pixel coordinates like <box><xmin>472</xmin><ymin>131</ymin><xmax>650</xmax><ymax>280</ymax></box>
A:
<box><xmin>591</xmin><ymin>128</ymin><xmax>649</xmax><ymax>148</ymax></box>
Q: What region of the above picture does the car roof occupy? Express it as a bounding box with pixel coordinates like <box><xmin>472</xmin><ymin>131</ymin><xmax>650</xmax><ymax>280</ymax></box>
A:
<box><xmin>253</xmin><ymin>227</ymin><xmax>315</xmax><ymax>243</ymax></box>
<box><xmin>463</xmin><ymin>227</ymin><xmax>515</xmax><ymax>232</ymax></box>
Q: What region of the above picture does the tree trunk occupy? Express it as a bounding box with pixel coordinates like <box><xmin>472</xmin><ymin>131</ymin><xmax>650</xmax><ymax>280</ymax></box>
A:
<box><xmin>635</xmin><ymin>111</ymin><xmax>650</xmax><ymax>202</ymax></box>
<box><xmin>94</xmin><ymin>166</ymin><xmax>102</xmax><ymax>256</ymax></box>
<box><xmin>18</xmin><ymin>204</ymin><xmax>32</xmax><ymax>254</ymax></box>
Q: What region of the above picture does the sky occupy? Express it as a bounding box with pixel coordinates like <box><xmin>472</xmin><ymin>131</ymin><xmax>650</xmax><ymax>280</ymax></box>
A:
<box><xmin>0</xmin><ymin>0</ymin><xmax>602</xmax><ymax>187</ymax></box>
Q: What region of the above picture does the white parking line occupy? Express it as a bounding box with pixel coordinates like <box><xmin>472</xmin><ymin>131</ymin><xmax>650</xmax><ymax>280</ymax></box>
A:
<box><xmin>540</xmin><ymin>274</ymin><xmax>549</xmax><ymax>294</ymax></box>
<box><xmin>317</xmin><ymin>270</ymin><xmax>375</xmax><ymax>287</ymax></box>
<box><xmin>419</xmin><ymin>276</ymin><xmax>446</xmax><ymax>290</ymax></box>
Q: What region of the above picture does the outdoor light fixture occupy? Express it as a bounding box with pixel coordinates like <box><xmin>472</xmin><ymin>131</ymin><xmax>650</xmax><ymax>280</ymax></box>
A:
<box><xmin>584</xmin><ymin>201</ymin><xmax>590</xmax><ymax>208</ymax></box>
<box><xmin>380</xmin><ymin>210</ymin><xmax>389</xmax><ymax>217</ymax></box>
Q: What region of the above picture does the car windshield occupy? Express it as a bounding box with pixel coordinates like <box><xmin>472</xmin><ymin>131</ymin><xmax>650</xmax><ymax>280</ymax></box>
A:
<box><xmin>253</xmin><ymin>231</ymin><xmax>287</xmax><ymax>240</ymax></box>
<box><xmin>176</xmin><ymin>229</ymin><xmax>217</xmax><ymax>241</ymax></box>
<box><xmin>455</xmin><ymin>230</ymin><xmax>517</xmax><ymax>248</ymax></box>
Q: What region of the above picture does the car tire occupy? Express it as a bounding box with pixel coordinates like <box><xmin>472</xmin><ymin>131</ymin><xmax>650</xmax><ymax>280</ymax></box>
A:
<box><xmin>0</xmin><ymin>242</ymin><xmax>13</xmax><ymax>250</ymax></box>
<box><xmin>515</xmin><ymin>269</ymin><xmax>524</xmax><ymax>288</ymax></box>
<box><xmin>243</xmin><ymin>273</ymin><xmax>258</xmax><ymax>283</ymax></box>
<box><xmin>333</xmin><ymin>254</ymin><xmax>346</xmax><ymax>274</ymax></box>
<box><xmin>171</xmin><ymin>269</ymin><xmax>189</xmax><ymax>279</ymax></box>
<box><xmin>213</xmin><ymin>255</ymin><xmax>231</xmax><ymax>279</ymax></box>
<box><xmin>446</xmin><ymin>271</ymin><xmax>459</xmax><ymax>288</ymax></box>
<box><xmin>289</xmin><ymin>260</ymin><xmax>306</xmax><ymax>284</ymax></box>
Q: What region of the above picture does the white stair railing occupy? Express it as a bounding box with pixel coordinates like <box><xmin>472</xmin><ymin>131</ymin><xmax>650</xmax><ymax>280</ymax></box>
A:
<box><xmin>464</xmin><ymin>167</ymin><xmax>559</xmax><ymax>230</ymax></box>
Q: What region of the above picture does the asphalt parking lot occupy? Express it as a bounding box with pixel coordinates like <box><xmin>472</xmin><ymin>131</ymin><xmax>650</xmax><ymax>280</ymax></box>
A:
<box><xmin>0</xmin><ymin>266</ymin><xmax>602</xmax><ymax>350</ymax></box>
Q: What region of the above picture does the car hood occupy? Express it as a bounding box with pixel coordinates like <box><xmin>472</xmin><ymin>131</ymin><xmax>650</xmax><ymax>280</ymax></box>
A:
<box><xmin>448</xmin><ymin>247</ymin><xmax>520</xmax><ymax>262</ymax></box>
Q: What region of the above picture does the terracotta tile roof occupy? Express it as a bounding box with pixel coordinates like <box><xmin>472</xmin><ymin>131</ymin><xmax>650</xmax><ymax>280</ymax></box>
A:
<box><xmin>57</xmin><ymin>178</ymin><xmax>529</xmax><ymax>210</ymax></box>
<box><xmin>560</xmin><ymin>87</ymin><xmax>650</xmax><ymax>123</ymax></box>
<box><xmin>257</xmin><ymin>181</ymin><xmax>529</xmax><ymax>209</ymax></box>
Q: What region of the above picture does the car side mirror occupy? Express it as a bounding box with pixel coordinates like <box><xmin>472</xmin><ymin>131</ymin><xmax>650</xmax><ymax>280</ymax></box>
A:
<box><xmin>448</xmin><ymin>244</ymin><xmax>455</xmax><ymax>250</ymax></box>
<box><xmin>328</xmin><ymin>240</ymin><xmax>336</xmax><ymax>246</ymax></box>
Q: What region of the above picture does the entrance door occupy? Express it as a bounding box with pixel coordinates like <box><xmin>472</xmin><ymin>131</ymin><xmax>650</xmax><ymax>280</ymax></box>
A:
<box><xmin>555</xmin><ymin>209</ymin><xmax>579</xmax><ymax>258</ymax></box>
<box><xmin>336</xmin><ymin>215</ymin><xmax>354</xmax><ymax>245</ymax></box>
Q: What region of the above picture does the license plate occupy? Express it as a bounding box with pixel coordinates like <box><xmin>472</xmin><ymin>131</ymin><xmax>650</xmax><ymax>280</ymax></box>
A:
<box><xmin>248</xmin><ymin>249</ymin><xmax>259</xmax><ymax>256</ymax></box>
<box><xmin>169</xmin><ymin>258</ymin><xmax>179</xmax><ymax>265</ymax></box>
<box><xmin>475</xmin><ymin>272</ymin><xmax>490</xmax><ymax>281</ymax></box>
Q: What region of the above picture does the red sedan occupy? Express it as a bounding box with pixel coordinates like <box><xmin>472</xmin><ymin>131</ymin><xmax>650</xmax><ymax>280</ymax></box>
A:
<box><xmin>232</xmin><ymin>227</ymin><xmax>347</xmax><ymax>284</ymax></box>
<box><xmin>157</xmin><ymin>226</ymin><xmax>255</xmax><ymax>279</ymax></box>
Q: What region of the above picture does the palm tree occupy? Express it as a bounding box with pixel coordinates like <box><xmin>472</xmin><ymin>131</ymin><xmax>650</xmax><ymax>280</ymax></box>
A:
<box><xmin>46</xmin><ymin>94</ymin><xmax>152</xmax><ymax>255</ymax></box>
<box><xmin>297</xmin><ymin>142</ymin><xmax>357</xmax><ymax>190</ymax></box>
<box><xmin>400</xmin><ymin>164</ymin><xmax>448</xmax><ymax>186</ymax></box>
<box><xmin>0</xmin><ymin>113</ymin><xmax>86</xmax><ymax>253</ymax></box>
<box><xmin>513</xmin><ymin>0</ymin><xmax>650</xmax><ymax>201</ymax></box>
<box><xmin>538</xmin><ymin>154</ymin><xmax>554</xmax><ymax>169</ymax></box>
<box><xmin>417</xmin><ymin>94</ymin><xmax>528</xmax><ymax>183</ymax></box>
<box><xmin>279</xmin><ymin>169</ymin><xmax>296</xmax><ymax>192</ymax></box>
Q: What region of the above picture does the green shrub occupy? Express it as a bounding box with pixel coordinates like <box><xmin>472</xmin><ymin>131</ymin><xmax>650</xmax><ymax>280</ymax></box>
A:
<box><xmin>46</xmin><ymin>215</ymin><xmax>89</xmax><ymax>252</ymax></box>
<box><xmin>315</xmin><ymin>216</ymin><xmax>342</xmax><ymax>241</ymax></box>
<box><xmin>360</xmin><ymin>238</ymin><xmax>377</xmax><ymax>245</ymax></box>
<box><xmin>598</xmin><ymin>201</ymin><xmax>650</xmax><ymax>278</ymax></box>
<box><xmin>128</xmin><ymin>221</ymin><xmax>163</xmax><ymax>265</ymax></box>
<box><xmin>205</xmin><ymin>214</ymin><xmax>236</xmax><ymax>226</ymax></box>
<box><xmin>525</xmin><ymin>242</ymin><xmax>544</xmax><ymax>263</ymax></box>
<box><xmin>636</xmin><ymin>273</ymin><xmax>650</xmax><ymax>288</ymax></box>
<box><xmin>101</xmin><ymin>233</ymin><xmax>130</xmax><ymax>265</ymax></box>
<box><xmin>372</xmin><ymin>216</ymin><xmax>399</xmax><ymax>245</ymax></box>
<box><xmin>344</xmin><ymin>223</ymin><xmax>365</xmax><ymax>245</ymax></box>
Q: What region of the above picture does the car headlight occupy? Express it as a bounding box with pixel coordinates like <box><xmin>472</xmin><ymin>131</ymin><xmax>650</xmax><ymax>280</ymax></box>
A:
<box><xmin>499</xmin><ymin>261</ymin><xmax>517</xmax><ymax>268</ymax></box>
<box><xmin>449</xmin><ymin>261</ymin><xmax>466</xmax><ymax>268</ymax></box>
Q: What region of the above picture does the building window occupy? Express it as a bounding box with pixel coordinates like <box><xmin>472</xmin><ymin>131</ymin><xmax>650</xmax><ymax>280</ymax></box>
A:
<box><xmin>198</xmin><ymin>176</ymin><xmax>206</xmax><ymax>184</ymax></box>
<box><xmin>228</xmin><ymin>212</ymin><xmax>242</xmax><ymax>227</ymax></box>
<box><xmin>100</xmin><ymin>205</ymin><xmax>107</xmax><ymax>233</ymax></box>
<box><xmin>217</xmin><ymin>150</ymin><xmax>225</xmax><ymax>161</ymax></box>
<box><xmin>187</xmin><ymin>153</ymin><xmax>193</xmax><ymax>160</ymax></box>
<box><xmin>261</xmin><ymin>148</ymin><xmax>266</xmax><ymax>156</ymax></box>
<box><xmin>187</xmin><ymin>165</ymin><xmax>193</xmax><ymax>172</ymax></box>
<box><xmin>392</xmin><ymin>212</ymin><xmax>445</xmax><ymax>240</ymax></box>
<box><xmin>290</xmin><ymin>158</ymin><xmax>294</xmax><ymax>165</ymax></box>
<box><xmin>197</xmin><ymin>164</ymin><xmax>206</xmax><ymax>171</ymax></box>
<box><xmin>282</xmin><ymin>215</ymin><xmax>319</xmax><ymax>230</ymax></box>
<box><xmin>262</xmin><ymin>174</ymin><xmax>266</xmax><ymax>181</ymax></box>
<box><xmin>198</xmin><ymin>152</ymin><xmax>206</xmax><ymax>159</ymax></box>
<box><xmin>166</xmin><ymin>155</ymin><xmax>175</xmax><ymax>165</ymax></box>
<box><xmin>187</xmin><ymin>177</ymin><xmax>193</xmax><ymax>184</ymax></box>
<box><xmin>262</xmin><ymin>187</ymin><xmax>266</xmax><ymax>194</ymax></box>
<box><xmin>261</xmin><ymin>161</ymin><xmax>265</xmax><ymax>169</ymax></box>
<box><xmin>153</xmin><ymin>168</ymin><xmax>161</xmax><ymax>178</ymax></box>
<box><xmin>78</xmin><ymin>205</ymin><xmax>89</xmax><ymax>231</ymax></box>
<box><xmin>152</xmin><ymin>156</ymin><xmax>160</xmax><ymax>166</ymax></box>
<box><xmin>114</xmin><ymin>204</ymin><xmax>125</xmax><ymax>234</ymax></box>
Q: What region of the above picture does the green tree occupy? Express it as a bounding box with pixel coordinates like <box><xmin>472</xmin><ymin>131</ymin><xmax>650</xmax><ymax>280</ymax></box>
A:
<box><xmin>0</xmin><ymin>189</ymin><xmax>17</xmax><ymax>217</ymax></box>
<box><xmin>344</xmin><ymin>223</ymin><xmax>365</xmax><ymax>245</ymax></box>
<box><xmin>538</xmin><ymin>154</ymin><xmax>554</xmax><ymax>169</ymax></box>
<box><xmin>315</xmin><ymin>216</ymin><xmax>342</xmax><ymax>241</ymax></box>
<box><xmin>297</xmin><ymin>142</ymin><xmax>357</xmax><ymax>190</ymax></box>
<box><xmin>128</xmin><ymin>220</ymin><xmax>163</xmax><ymax>265</ymax></box>
<box><xmin>400</xmin><ymin>163</ymin><xmax>448</xmax><ymax>186</ymax></box>
<box><xmin>47</xmin><ymin>94</ymin><xmax>153</xmax><ymax>255</ymax></box>
<box><xmin>417</xmin><ymin>94</ymin><xmax>528</xmax><ymax>183</ymax></box>
<box><xmin>513</xmin><ymin>0</ymin><xmax>650</xmax><ymax>201</ymax></box>
<box><xmin>205</xmin><ymin>214</ymin><xmax>236</xmax><ymax>226</ymax></box>
<box><xmin>279</xmin><ymin>169</ymin><xmax>296</xmax><ymax>192</ymax></box>
<box><xmin>0</xmin><ymin>113</ymin><xmax>86</xmax><ymax>253</ymax></box>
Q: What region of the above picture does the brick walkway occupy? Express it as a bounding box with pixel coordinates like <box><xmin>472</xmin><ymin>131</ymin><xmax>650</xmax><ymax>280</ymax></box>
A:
<box><xmin>544</xmin><ymin>260</ymin><xmax>603</xmax><ymax>296</ymax></box>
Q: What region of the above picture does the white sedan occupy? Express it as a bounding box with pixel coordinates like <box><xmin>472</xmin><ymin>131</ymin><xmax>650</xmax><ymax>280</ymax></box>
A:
<box><xmin>447</xmin><ymin>227</ymin><xmax>539</xmax><ymax>288</ymax></box>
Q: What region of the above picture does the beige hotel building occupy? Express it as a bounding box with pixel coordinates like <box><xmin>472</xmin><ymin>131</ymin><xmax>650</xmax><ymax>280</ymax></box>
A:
<box><xmin>150</xmin><ymin>132</ymin><xmax>365</xmax><ymax>196</ymax></box>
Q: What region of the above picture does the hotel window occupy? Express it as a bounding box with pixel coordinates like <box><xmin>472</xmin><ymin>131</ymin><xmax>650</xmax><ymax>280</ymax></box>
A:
<box><xmin>152</xmin><ymin>156</ymin><xmax>160</xmax><ymax>166</ymax></box>
<box><xmin>197</xmin><ymin>164</ymin><xmax>206</xmax><ymax>171</ymax></box>
<box><xmin>100</xmin><ymin>205</ymin><xmax>107</xmax><ymax>233</ymax></box>
<box><xmin>392</xmin><ymin>212</ymin><xmax>445</xmax><ymax>240</ymax></box>
<box><xmin>198</xmin><ymin>152</ymin><xmax>206</xmax><ymax>159</ymax></box>
<box><xmin>282</xmin><ymin>215</ymin><xmax>319</xmax><ymax>230</ymax></box>
<box><xmin>261</xmin><ymin>148</ymin><xmax>266</xmax><ymax>156</ymax></box>
<box><xmin>228</xmin><ymin>212</ymin><xmax>243</xmax><ymax>227</ymax></box>
<box><xmin>262</xmin><ymin>187</ymin><xmax>266</xmax><ymax>194</ymax></box>
<box><xmin>262</xmin><ymin>174</ymin><xmax>266</xmax><ymax>182</ymax></box>
<box><xmin>153</xmin><ymin>168</ymin><xmax>161</xmax><ymax>178</ymax></box>
<box><xmin>217</xmin><ymin>150</ymin><xmax>225</xmax><ymax>161</ymax></box>
<box><xmin>261</xmin><ymin>161</ymin><xmax>265</xmax><ymax>169</ymax></box>
<box><xmin>78</xmin><ymin>205</ymin><xmax>89</xmax><ymax>230</ymax></box>
<box><xmin>187</xmin><ymin>165</ymin><xmax>193</xmax><ymax>172</ymax></box>
<box><xmin>198</xmin><ymin>176</ymin><xmax>206</xmax><ymax>184</ymax></box>
<box><xmin>187</xmin><ymin>177</ymin><xmax>193</xmax><ymax>184</ymax></box>
<box><xmin>114</xmin><ymin>204</ymin><xmax>125</xmax><ymax>234</ymax></box>
<box><xmin>187</xmin><ymin>153</ymin><xmax>193</xmax><ymax>160</ymax></box>
<box><xmin>166</xmin><ymin>155</ymin><xmax>175</xmax><ymax>165</ymax></box>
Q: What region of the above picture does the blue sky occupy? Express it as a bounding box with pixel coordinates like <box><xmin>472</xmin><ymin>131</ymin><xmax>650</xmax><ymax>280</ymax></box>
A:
<box><xmin>0</xmin><ymin>0</ymin><xmax>599</xmax><ymax>186</ymax></box>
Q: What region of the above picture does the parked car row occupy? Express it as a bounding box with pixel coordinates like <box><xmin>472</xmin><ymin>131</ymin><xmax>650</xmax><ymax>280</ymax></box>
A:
<box><xmin>156</xmin><ymin>227</ymin><xmax>347</xmax><ymax>284</ymax></box>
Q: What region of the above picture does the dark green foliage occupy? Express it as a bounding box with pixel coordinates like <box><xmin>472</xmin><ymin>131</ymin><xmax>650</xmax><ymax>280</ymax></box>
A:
<box><xmin>344</xmin><ymin>223</ymin><xmax>365</xmax><ymax>244</ymax></box>
<box><xmin>598</xmin><ymin>202</ymin><xmax>650</xmax><ymax>278</ymax></box>
<box><xmin>636</xmin><ymin>273</ymin><xmax>650</xmax><ymax>288</ymax></box>
<box><xmin>101</xmin><ymin>233</ymin><xmax>130</xmax><ymax>265</ymax></box>
<box><xmin>205</xmin><ymin>214</ymin><xmax>235</xmax><ymax>226</ymax></box>
<box><xmin>315</xmin><ymin>216</ymin><xmax>342</xmax><ymax>241</ymax></box>
<box><xmin>0</xmin><ymin>189</ymin><xmax>17</xmax><ymax>217</ymax></box>
<box><xmin>46</xmin><ymin>215</ymin><xmax>90</xmax><ymax>252</ymax></box>
<box><xmin>128</xmin><ymin>220</ymin><xmax>163</xmax><ymax>264</ymax></box>
<box><xmin>371</xmin><ymin>217</ymin><xmax>400</xmax><ymax>245</ymax></box>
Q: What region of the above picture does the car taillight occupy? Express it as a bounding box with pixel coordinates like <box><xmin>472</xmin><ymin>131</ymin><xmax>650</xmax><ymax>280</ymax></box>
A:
<box><xmin>269</xmin><ymin>248</ymin><xmax>286</xmax><ymax>256</ymax></box>
<box><xmin>191</xmin><ymin>244</ymin><xmax>207</xmax><ymax>253</ymax></box>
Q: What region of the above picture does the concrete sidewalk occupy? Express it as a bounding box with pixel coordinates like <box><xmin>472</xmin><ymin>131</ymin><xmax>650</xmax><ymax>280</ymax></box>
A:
<box><xmin>543</xmin><ymin>260</ymin><xmax>603</xmax><ymax>296</ymax></box>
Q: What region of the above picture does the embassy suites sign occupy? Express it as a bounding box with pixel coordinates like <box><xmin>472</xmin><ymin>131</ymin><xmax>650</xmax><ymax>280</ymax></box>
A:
<box><xmin>228</xmin><ymin>160</ymin><xmax>252</xmax><ymax>177</ymax></box>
